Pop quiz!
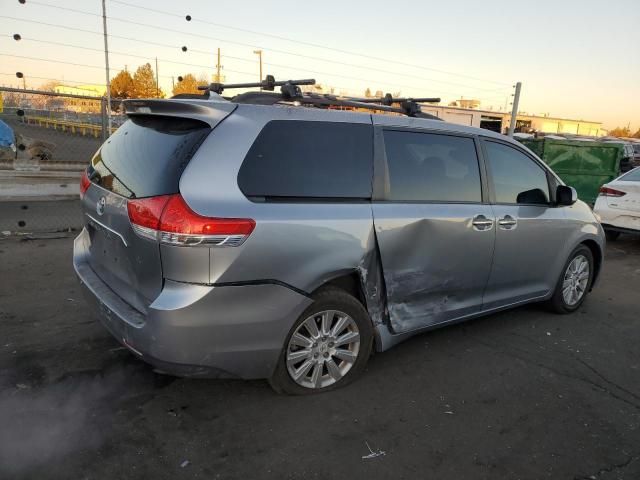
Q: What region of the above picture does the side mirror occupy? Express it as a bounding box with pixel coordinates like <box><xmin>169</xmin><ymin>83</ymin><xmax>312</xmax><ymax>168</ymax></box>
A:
<box><xmin>556</xmin><ymin>185</ymin><xmax>577</xmax><ymax>206</ymax></box>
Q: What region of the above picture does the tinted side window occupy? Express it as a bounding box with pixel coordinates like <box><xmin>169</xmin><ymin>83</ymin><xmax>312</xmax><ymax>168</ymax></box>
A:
<box><xmin>238</xmin><ymin>121</ymin><xmax>372</xmax><ymax>199</ymax></box>
<box><xmin>484</xmin><ymin>141</ymin><xmax>550</xmax><ymax>205</ymax></box>
<box><xmin>383</xmin><ymin>130</ymin><xmax>482</xmax><ymax>202</ymax></box>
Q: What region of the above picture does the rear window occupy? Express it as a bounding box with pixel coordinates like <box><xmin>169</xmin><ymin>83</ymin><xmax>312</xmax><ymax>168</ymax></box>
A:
<box><xmin>88</xmin><ymin>115</ymin><xmax>210</xmax><ymax>198</ymax></box>
<box><xmin>620</xmin><ymin>168</ymin><xmax>640</xmax><ymax>181</ymax></box>
<box><xmin>238</xmin><ymin>120</ymin><xmax>373</xmax><ymax>200</ymax></box>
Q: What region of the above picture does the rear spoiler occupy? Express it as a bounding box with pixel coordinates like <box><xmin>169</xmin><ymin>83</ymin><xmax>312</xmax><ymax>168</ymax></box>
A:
<box><xmin>122</xmin><ymin>98</ymin><xmax>236</xmax><ymax>128</ymax></box>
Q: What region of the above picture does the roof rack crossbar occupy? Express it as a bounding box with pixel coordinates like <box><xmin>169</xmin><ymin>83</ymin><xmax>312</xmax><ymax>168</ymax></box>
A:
<box><xmin>297</xmin><ymin>94</ymin><xmax>408</xmax><ymax>115</ymax></box>
<box><xmin>199</xmin><ymin>75</ymin><xmax>316</xmax><ymax>95</ymax></box>
<box><xmin>290</xmin><ymin>93</ymin><xmax>441</xmax><ymax>119</ymax></box>
<box><xmin>202</xmin><ymin>73</ymin><xmax>443</xmax><ymax>119</ymax></box>
<box><xmin>338</xmin><ymin>93</ymin><xmax>441</xmax><ymax>117</ymax></box>
<box><xmin>288</xmin><ymin>93</ymin><xmax>439</xmax><ymax>120</ymax></box>
<box><xmin>350</xmin><ymin>94</ymin><xmax>441</xmax><ymax>106</ymax></box>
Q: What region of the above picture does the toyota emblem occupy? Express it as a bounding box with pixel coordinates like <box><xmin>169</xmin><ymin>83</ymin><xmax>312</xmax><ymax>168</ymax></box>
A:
<box><xmin>96</xmin><ymin>196</ymin><xmax>106</xmax><ymax>216</ymax></box>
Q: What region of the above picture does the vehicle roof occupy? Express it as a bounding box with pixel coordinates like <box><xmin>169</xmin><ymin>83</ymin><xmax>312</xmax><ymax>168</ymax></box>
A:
<box><xmin>371</xmin><ymin>113</ymin><xmax>510</xmax><ymax>142</ymax></box>
<box><xmin>126</xmin><ymin>95</ymin><xmax>519</xmax><ymax>147</ymax></box>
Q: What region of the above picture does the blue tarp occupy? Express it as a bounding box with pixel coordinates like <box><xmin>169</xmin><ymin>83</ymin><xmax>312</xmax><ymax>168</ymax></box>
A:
<box><xmin>0</xmin><ymin>120</ymin><xmax>15</xmax><ymax>147</ymax></box>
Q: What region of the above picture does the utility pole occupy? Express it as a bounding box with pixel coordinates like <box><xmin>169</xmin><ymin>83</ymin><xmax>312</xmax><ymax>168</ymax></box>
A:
<box><xmin>253</xmin><ymin>49</ymin><xmax>263</xmax><ymax>87</ymax></box>
<box><xmin>508</xmin><ymin>81</ymin><xmax>522</xmax><ymax>137</ymax></box>
<box><xmin>215</xmin><ymin>48</ymin><xmax>222</xmax><ymax>82</ymax></box>
<box><xmin>155</xmin><ymin>57</ymin><xmax>159</xmax><ymax>98</ymax></box>
<box><xmin>101</xmin><ymin>0</ymin><xmax>112</xmax><ymax>135</ymax></box>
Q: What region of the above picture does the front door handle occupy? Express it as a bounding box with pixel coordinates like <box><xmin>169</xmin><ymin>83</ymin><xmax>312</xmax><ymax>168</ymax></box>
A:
<box><xmin>472</xmin><ymin>215</ymin><xmax>494</xmax><ymax>231</ymax></box>
<box><xmin>498</xmin><ymin>215</ymin><xmax>517</xmax><ymax>230</ymax></box>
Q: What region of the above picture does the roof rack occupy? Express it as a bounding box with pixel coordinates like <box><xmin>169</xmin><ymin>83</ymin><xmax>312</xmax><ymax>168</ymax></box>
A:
<box><xmin>198</xmin><ymin>75</ymin><xmax>315</xmax><ymax>95</ymax></box>
<box><xmin>349</xmin><ymin>93</ymin><xmax>441</xmax><ymax>106</ymax></box>
<box><xmin>200</xmin><ymin>74</ymin><xmax>442</xmax><ymax>119</ymax></box>
<box><xmin>296</xmin><ymin>93</ymin><xmax>441</xmax><ymax>119</ymax></box>
<box><xmin>338</xmin><ymin>94</ymin><xmax>441</xmax><ymax>117</ymax></box>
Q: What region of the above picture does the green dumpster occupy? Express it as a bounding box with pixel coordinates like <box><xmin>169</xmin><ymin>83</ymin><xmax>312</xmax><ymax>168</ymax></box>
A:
<box><xmin>517</xmin><ymin>138</ymin><xmax>622</xmax><ymax>205</ymax></box>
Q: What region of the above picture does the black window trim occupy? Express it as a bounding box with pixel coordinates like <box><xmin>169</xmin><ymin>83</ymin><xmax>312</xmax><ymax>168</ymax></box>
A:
<box><xmin>479</xmin><ymin>136</ymin><xmax>556</xmax><ymax>207</ymax></box>
<box><xmin>373</xmin><ymin>126</ymin><xmax>489</xmax><ymax>205</ymax></box>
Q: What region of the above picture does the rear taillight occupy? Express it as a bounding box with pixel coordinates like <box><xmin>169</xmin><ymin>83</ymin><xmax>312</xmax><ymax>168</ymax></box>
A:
<box><xmin>79</xmin><ymin>171</ymin><xmax>91</xmax><ymax>199</ymax></box>
<box><xmin>127</xmin><ymin>195</ymin><xmax>172</xmax><ymax>240</ymax></box>
<box><xmin>599</xmin><ymin>186</ymin><xmax>626</xmax><ymax>197</ymax></box>
<box><xmin>127</xmin><ymin>194</ymin><xmax>255</xmax><ymax>247</ymax></box>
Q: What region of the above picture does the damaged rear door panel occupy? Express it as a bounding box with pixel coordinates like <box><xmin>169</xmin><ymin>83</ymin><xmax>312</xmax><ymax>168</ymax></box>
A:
<box><xmin>371</xmin><ymin>125</ymin><xmax>495</xmax><ymax>334</ymax></box>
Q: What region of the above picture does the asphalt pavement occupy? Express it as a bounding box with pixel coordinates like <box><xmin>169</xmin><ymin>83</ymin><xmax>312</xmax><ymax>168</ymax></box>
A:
<box><xmin>0</xmin><ymin>234</ymin><xmax>639</xmax><ymax>479</ymax></box>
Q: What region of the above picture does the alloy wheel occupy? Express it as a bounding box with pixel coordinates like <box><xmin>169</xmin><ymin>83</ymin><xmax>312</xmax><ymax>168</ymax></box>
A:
<box><xmin>286</xmin><ymin>309</ymin><xmax>361</xmax><ymax>389</ymax></box>
<box><xmin>562</xmin><ymin>254</ymin><xmax>590</xmax><ymax>306</ymax></box>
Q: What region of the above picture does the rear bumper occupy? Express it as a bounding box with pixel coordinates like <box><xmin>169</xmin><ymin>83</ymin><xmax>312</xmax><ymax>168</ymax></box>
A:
<box><xmin>594</xmin><ymin>200</ymin><xmax>640</xmax><ymax>233</ymax></box>
<box><xmin>73</xmin><ymin>228</ymin><xmax>312</xmax><ymax>379</ymax></box>
<box><xmin>601</xmin><ymin>223</ymin><xmax>640</xmax><ymax>235</ymax></box>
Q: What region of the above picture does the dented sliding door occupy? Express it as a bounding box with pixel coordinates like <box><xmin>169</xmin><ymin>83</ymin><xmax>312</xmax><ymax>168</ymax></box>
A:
<box><xmin>372</xmin><ymin>126</ymin><xmax>494</xmax><ymax>333</ymax></box>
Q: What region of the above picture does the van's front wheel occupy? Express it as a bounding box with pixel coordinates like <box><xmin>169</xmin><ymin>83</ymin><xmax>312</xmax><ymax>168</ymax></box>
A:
<box><xmin>548</xmin><ymin>245</ymin><xmax>594</xmax><ymax>314</ymax></box>
<box><xmin>270</xmin><ymin>287</ymin><xmax>373</xmax><ymax>395</ymax></box>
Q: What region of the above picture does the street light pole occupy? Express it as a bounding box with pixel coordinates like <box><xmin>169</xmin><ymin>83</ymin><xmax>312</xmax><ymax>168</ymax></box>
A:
<box><xmin>101</xmin><ymin>0</ymin><xmax>112</xmax><ymax>136</ymax></box>
<box><xmin>253</xmin><ymin>49</ymin><xmax>263</xmax><ymax>87</ymax></box>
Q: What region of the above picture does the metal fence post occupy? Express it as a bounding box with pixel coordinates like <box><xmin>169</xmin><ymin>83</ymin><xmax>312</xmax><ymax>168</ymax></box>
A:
<box><xmin>100</xmin><ymin>97</ymin><xmax>108</xmax><ymax>142</ymax></box>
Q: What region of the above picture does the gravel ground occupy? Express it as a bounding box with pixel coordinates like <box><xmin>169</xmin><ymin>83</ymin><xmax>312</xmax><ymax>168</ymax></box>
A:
<box><xmin>0</xmin><ymin>233</ymin><xmax>639</xmax><ymax>479</ymax></box>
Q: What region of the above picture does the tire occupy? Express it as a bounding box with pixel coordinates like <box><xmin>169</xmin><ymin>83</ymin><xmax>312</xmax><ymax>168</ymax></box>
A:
<box><xmin>605</xmin><ymin>230</ymin><xmax>620</xmax><ymax>241</ymax></box>
<box><xmin>547</xmin><ymin>245</ymin><xmax>594</xmax><ymax>314</ymax></box>
<box><xmin>269</xmin><ymin>287</ymin><xmax>374</xmax><ymax>395</ymax></box>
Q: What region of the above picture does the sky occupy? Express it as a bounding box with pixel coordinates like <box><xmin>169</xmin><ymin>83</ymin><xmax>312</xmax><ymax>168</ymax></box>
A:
<box><xmin>1</xmin><ymin>0</ymin><xmax>639</xmax><ymax>130</ymax></box>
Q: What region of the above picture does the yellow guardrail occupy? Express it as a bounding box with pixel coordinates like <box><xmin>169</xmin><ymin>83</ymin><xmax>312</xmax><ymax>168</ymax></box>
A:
<box><xmin>22</xmin><ymin>116</ymin><xmax>117</xmax><ymax>138</ymax></box>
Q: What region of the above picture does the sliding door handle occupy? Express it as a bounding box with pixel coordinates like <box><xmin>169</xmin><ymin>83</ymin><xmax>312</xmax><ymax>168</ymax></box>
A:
<box><xmin>498</xmin><ymin>215</ymin><xmax>517</xmax><ymax>230</ymax></box>
<box><xmin>472</xmin><ymin>215</ymin><xmax>494</xmax><ymax>231</ymax></box>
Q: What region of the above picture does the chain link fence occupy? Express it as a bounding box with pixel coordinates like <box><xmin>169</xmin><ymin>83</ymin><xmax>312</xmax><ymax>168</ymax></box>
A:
<box><xmin>0</xmin><ymin>87</ymin><xmax>122</xmax><ymax>233</ymax></box>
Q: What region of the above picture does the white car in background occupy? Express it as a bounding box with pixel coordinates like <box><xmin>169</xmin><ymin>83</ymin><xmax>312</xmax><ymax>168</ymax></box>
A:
<box><xmin>594</xmin><ymin>167</ymin><xmax>640</xmax><ymax>240</ymax></box>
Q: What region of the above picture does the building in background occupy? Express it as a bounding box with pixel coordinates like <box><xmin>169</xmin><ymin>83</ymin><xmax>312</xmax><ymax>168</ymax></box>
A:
<box><xmin>448</xmin><ymin>98</ymin><xmax>481</xmax><ymax>109</ymax></box>
<box><xmin>52</xmin><ymin>84</ymin><xmax>106</xmax><ymax>113</ymax></box>
<box><xmin>420</xmin><ymin>103</ymin><xmax>603</xmax><ymax>136</ymax></box>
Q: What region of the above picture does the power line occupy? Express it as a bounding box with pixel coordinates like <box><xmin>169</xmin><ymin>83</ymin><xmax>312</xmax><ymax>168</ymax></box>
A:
<box><xmin>4</xmin><ymin>32</ymin><xmax>507</xmax><ymax>100</ymax></box>
<box><xmin>105</xmin><ymin>16</ymin><xmax>510</xmax><ymax>94</ymax></box>
<box><xmin>0</xmin><ymin>53</ymin><xmax>251</xmax><ymax>86</ymax></box>
<box><xmin>2</xmin><ymin>33</ymin><xmax>476</xmax><ymax>98</ymax></box>
<box><xmin>1</xmin><ymin>53</ymin><xmax>107</xmax><ymax>71</ymax></box>
<box><xmin>4</xmin><ymin>13</ymin><xmax>512</xmax><ymax>101</ymax></box>
<box><xmin>110</xmin><ymin>0</ymin><xmax>510</xmax><ymax>87</ymax></box>
<box><xmin>2</xmin><ymin>35</ymin><xmax>259</xmax><ymax>76</ymax></box>
<box><xmin>15</xmin><ymin>1</ymin><xmax>511</xmax><ymax>93</ymax></box>
<box><xmin>5</xmin><ymin>16</ymin><xmax>500</xmax><ymax>97</ymax></box>
<box><xmin>0</xmin><ymin>72</ymin><xmax>106</xmax><ymax>87</ymax></box>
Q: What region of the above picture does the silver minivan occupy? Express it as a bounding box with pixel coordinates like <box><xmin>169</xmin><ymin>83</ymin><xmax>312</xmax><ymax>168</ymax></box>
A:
<box><xmin>73</xmin><ymin>86</ymin><xmax>605</xmax><ymax>394</ymax></box>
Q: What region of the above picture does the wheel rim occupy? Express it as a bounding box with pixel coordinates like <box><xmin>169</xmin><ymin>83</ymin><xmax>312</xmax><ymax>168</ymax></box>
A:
<box><xmin>562</xmin><ymin>254</ymin><xmax>590</xmax><ymax>306</ymax></box>
<box><xmin>286</xmin><ymin>309</ymin><xmax>360</xmax><ymax>389</ymax></box>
